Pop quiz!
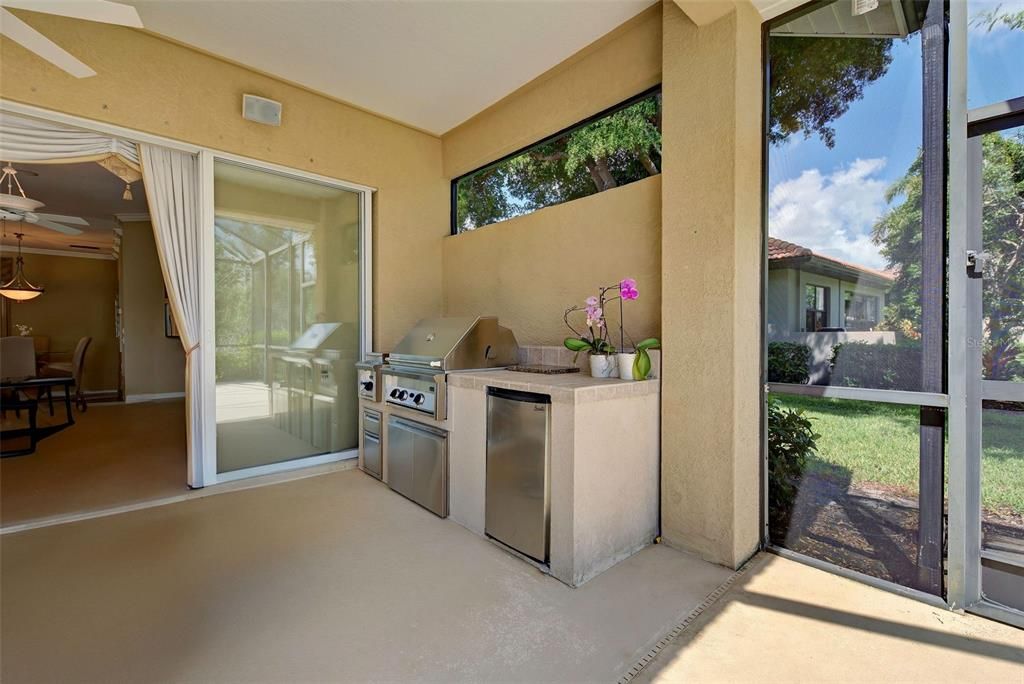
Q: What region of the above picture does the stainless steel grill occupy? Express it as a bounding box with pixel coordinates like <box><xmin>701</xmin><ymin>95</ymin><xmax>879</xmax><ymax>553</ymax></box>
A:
<box><xmin>382</xmin><ymin>316</ymin><xmax>518</xmax><ymax>420</ymax></box>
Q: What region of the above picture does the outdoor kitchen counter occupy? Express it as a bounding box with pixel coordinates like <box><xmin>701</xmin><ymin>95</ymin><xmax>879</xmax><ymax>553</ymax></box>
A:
<box><xmin>446</xmin><ymin>369</ymin><xmax>660</xmax><ymax>402</ymax></box>
<box><xmin>447</xmin><ymin>370</ymin><xmax>661</xmax><ymax>588</ymax></box>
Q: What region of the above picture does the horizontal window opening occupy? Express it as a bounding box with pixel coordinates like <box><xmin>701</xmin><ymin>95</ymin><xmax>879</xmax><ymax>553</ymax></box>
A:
<box><xmin>451</xmin><ymin>87</ymin><xmax>661</xmax><ymax>233</ymax></box>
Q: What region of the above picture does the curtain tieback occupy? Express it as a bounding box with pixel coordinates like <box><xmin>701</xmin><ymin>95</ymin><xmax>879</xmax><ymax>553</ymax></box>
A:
<box><xmin>186</xmin><ymin>342</ymin><xmax>200</xmax><ymax>357</ymax></box>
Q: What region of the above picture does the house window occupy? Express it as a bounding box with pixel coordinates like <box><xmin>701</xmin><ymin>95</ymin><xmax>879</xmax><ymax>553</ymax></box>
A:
<box><xmin>844</xmin><ymin>292</ymin><xmax>879</xmax><ymax>331</ymax></box>
<box><xmin>452</xmin><ymin>88</ymin><xmax>662</xmax><ymax>233</ymax></box>
<box><xmin>804</xmin><ymin>284</ymin><xmax>830</xmax><ymax>331</ymax></box>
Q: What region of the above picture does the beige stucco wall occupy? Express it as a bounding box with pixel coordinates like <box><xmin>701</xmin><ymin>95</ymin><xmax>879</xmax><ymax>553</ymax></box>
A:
<box><xmin>442</xmin><ymin>5</ymin><xmax>662</xmax><ymax>179</ymax></box>
<box><xmin>440</xmin><ymin>4</ymin><xmax>662</xmax><ymax>346</ymax></box>
<box><xmin>443</xmin><ymin>176</ymin><xmax>660</xmax><ymax>345</ymax></box>
<box><xmin>0</xmin><ymin>12</ymin><xmax>448</xmax><ymax>351</ymax></box>
<box><xmin>660</xmin><ymin>0</ymin><xmax>763</xmax><ymax>568</ymax></box>
<box><xmin>120</xmin><ymin>220</ymin><xmax>185</xmax><ymax>398</ymax></box>
<box><xmin>6</xmin><ymin>253</ymin><xmax>119</xmax><ymax>392</ymax></box>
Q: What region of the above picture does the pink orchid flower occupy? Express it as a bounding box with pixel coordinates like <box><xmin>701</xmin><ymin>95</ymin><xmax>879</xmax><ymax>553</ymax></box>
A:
<box><xmin>620</xmin><ymin>278</ymin><xmax>639</xmax><ymax>300</ymax></box>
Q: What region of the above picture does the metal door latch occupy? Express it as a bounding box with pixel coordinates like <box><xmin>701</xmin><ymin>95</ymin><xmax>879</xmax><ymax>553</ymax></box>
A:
<box><xmin>966</xmin><ymin>250</ymin><xmax>991</xmax><ymax>277</ymax></box>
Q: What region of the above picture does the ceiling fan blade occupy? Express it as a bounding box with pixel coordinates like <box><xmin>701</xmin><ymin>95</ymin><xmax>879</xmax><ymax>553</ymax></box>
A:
<box><xmin>32</xmin><ymin>217</ymin><xmax>84</xmax><ymax>235</ymax></box>
<box><xmin>0</xmin><ymin>8</ymin><xmax>96</xmax><ymax>78</ymax></box>
<box><xmin>1</xmin><ymin>0</ymin><xmax>142</xmax><ymax>28</ymax></box>
<box><xmin>33</xmin><ymin>212</ymin><xmax>89</xmax><ymax>226</ymax></box>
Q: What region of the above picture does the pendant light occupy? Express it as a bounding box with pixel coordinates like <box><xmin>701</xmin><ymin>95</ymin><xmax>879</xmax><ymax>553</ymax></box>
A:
<box><xmin>0</xmin><ymin>226</ymin><xmax>44</xmax><ymax>302</ymax></box>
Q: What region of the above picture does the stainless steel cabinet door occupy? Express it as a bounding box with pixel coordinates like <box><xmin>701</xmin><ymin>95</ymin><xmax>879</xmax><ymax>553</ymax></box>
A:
<box><xmin>363</xmin><ymin>431</ymin><xmax>382</xmax><ymax>479</ymax></box>
<box><xmin>386</xmin><ymin>417</ymin><xmax>414</xmax><ymax>499</ymax></box>
<box><xmin>486</xmin><ymin>391</ymin><xmax>550</xmax><ymax>563</ymax></box>
<box><xmin>412</xmin><ymin>426</ymin><xmax>448</xmax><ymax>517</ymax></box>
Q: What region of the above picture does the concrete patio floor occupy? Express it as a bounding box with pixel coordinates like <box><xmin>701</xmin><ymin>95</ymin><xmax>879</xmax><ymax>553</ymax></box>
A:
<box><xmin>634</xmin><ymin>553</ymin><xmax>1024</xmax><ymax>683</ymax></box>
<box><xmin>1</xmin><ymin>468</ymin><xmax>732</xmax><ymax>682</ymax></box>
<box><xmin>2</xmin><ymin>467</ymin><xmax>1021</xmax><ymax>683</ymax></box>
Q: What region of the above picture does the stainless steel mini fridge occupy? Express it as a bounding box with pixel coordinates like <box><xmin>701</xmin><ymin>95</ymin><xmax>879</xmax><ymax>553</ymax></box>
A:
<box><xmin>485</xmin><ymin>387</ymin><xmax>551</xmax><ymax>564</ymax></box>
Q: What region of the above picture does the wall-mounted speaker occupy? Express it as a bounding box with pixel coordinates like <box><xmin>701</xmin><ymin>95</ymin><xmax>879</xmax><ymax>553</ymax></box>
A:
<box><xmin>242</xmin><ymin>94</ymin><xmax>282</xmax><ymax>126</ymax></box>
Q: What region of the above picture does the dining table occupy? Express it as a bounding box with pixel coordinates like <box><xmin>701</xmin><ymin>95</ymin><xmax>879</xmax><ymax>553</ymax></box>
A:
<box><xmin>0</xmin><ymin>375</ymin><xmax>76</xmax><ymax>457</ymax></box>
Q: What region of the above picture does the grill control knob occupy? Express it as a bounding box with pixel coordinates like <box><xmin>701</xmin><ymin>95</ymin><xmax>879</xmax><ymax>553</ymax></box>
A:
<box><xmin>390</xmin><ymin>389</ymin><xmax>400</xmax><ymax>399</ymax></box>
<box><xmin>413</xmin><ymin>393</ymin><xmax>425</xmax><ymax>406</ymax></box>
<box><xmin>398</xmin><ymin>390</ymin><xmax>409</xmax><ymax>401</ymax></box>
<box><xmin>361</xmin><ymin>380</ymin><xmax>374</xmax><ymax>391</ymax></box>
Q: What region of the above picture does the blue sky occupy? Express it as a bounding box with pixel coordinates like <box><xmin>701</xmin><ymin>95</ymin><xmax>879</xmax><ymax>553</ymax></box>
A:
<box><xmin>768</xmin><ymin>0</ymin><xmax>1024</xmax><ymax>270</ymax></box>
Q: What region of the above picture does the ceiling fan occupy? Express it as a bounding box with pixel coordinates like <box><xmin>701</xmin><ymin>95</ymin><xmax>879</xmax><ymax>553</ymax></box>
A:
<box><xmin>0</xmin><ymin>0</ymin><xmax>143</xmax><ymax>78</ymax></box>
<box><xmin>0</xmin><ymin>163</ymin><xmax>88</xmax><ymax>235</ymax></box>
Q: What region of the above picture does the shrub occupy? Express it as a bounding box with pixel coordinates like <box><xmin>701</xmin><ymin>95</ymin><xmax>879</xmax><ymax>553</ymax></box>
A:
<box><xmin>767</xmin><ymin>396</ymin><xmax>819</xmax><ymax>537</ymax></box>
<box><xmin>216</xmin><ymin>347</ymin><xmax>255</xmax><ymax>382</ymax></box>
<box><xmin>767</xmin><ymin>342</ymin><xmax>811</xmax><ymax>384</ymax></box>
<box><xmin>830</xmin><ymin>341</ymin><xmax>922</xmax><ymax>390</ymax></box>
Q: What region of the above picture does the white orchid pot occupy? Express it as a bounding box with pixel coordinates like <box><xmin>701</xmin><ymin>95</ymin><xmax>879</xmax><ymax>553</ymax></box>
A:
<box><xmin>589</xmin><ymin>353</ymin><xmax>619</xmax><ymax>378</ymax></box>
<box><xmin>616</xmin><ymin>352</ymin><xmax>638</xmax><ymax>381</ymax></box>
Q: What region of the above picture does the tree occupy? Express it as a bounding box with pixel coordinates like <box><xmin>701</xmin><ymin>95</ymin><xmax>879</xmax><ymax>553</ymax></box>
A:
<box><xmin>455</xmin><ymin>94</ymin><xmax>661</xmax><ymax>230</ymax></box>
<box><xmin>973</xmin><ymin>4</ymin><xmax>1024</xmax><ymax>32</ymax></box>
<box><xmin>768</xmin><ymin>37</ymin><xmax>893</xmax><ymax>148</ymax></box>
<box><xmin>874</xmin><ymin>133</ymin><xmax>1024</xmax><ymax>380</ymax></box>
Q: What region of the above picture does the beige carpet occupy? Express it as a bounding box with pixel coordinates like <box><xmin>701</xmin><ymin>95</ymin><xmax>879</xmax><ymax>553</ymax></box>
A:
<box><xmin>635</xmin><ymin>553</ymin><xmax>1024</xmax><ymax>683</ymax></box>
<box><xmin>1</xmin><ymin>469</ymin><xmax>733</xmax><ymax>683</ymax></box>
<box><xmin>1</xmin><ymin>399</ymin><xmax>187</xmax><ymax>527</ymax></box>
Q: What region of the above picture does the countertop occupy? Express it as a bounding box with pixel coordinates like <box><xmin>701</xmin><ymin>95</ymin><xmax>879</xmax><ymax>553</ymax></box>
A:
<box><xmin>447</xmin><ymin>369</ymin><xmax>659</xmax><ymax>404</ymax></box>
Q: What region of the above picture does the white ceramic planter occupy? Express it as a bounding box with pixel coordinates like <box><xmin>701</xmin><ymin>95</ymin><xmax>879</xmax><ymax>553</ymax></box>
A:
<box><xmin>617</xmin><ymin>352</ymin><xmax>637</xmax><ymax>381</ymax></box>
<box><xmin>589</xmin><ymin>353</ymin><xmax>619</xmax><ymax>378</ymax></box>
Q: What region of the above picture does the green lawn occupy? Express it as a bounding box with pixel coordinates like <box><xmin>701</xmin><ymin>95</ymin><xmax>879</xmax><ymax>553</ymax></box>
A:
<box><xmin>774</xmin><ymin>394</ymin><xmax>1024</xmax><ymax>515</ymax></box>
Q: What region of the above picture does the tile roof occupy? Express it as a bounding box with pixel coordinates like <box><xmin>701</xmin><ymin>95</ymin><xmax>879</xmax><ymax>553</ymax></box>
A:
<box><xmin>767</xmin><ymin>237</ymin><xmax>812</xmax><ymax>260</ymax></box>
<box><xmin>767</xmin><ymin>237</ymin><xmax>896</xmax><ymax>281</ymax></box>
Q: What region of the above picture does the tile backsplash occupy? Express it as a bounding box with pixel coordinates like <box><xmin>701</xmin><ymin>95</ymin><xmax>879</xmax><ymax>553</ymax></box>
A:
<box><xmin>517</xmin><ymin>345</ymin><xmax>660</xmax><ymax>379</ymax></box>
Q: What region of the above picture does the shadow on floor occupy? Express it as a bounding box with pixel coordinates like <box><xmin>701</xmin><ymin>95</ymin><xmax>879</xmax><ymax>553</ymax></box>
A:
<box><xmin>632</xmin><ymin>553</ymin><xmax>1024</xmax><ymax>683</ymax></box>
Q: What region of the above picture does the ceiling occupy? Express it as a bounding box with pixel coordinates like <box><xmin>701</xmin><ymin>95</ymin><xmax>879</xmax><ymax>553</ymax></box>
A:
<box><xmin>122</xmin><ymin>0</ymin><xmax>659</xmax><ymax>135</ymax></box>
<box><xmin>0</xmin><ymin>161</ymin><xmax>147</xmax><ymax>256</ymax></box>
<box><xmin>771</xmin><ymin>0</ymin><xmax>918</xmax><ymax>37</ymax></box>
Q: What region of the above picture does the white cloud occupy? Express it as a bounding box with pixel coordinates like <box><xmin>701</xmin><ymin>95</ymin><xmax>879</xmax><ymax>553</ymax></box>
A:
<box><xmin>769</xmin><ymin>158</ymin><xmax>890</xmax><ymax>270</ymax></box>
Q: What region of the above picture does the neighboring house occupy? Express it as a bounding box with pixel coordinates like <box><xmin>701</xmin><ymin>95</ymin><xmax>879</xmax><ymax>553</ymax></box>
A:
<box><xmin>766</xmin><ymin>237</ymin><xmax>897</xmax><ymax>383</ymax></box>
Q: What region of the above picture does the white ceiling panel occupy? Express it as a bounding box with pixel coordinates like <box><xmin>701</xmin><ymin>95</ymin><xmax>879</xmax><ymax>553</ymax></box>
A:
<box><xmin>122</xmin><ymin>0</ymin><xmax>658</xmax><ymax>135</ymax></box>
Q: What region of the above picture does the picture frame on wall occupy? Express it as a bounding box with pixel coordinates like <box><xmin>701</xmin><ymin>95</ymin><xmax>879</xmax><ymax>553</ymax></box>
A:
<box><xmin>164</xmin><ymin>289</ymin><xmax>180</xmax><ymax>338</ymax></box>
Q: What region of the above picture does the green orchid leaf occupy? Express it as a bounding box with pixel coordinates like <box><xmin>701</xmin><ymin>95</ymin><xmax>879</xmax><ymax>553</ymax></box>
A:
<box><xmin>635</xmin><ymin>338</ymin><xmax>661</xmax><ymax>351</ymax></box>
<box><xmin>564</xmin><ymin>337</ymin><xmax>591</xmax><ymax>352</ymax></box>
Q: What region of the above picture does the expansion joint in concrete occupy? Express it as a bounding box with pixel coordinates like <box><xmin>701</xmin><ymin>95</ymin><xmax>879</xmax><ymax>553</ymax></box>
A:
<box><xmin>617</xmin><ymin>556</ymin><xmax>755</xmax><ymax>683</ymax></box>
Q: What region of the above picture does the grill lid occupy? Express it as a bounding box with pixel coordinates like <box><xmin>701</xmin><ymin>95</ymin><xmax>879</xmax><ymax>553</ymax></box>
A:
<box><xmin>387</xmin><ymin>316</ymin><xmax>518</xmax><ymax>371</ymax></box>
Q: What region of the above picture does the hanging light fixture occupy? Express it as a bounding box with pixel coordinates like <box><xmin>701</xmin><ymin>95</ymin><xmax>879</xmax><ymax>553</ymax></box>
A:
<box><xmin>0</xmin><ymin>226</ymin><xmax>44</xmax><ymax>302</ymax></box>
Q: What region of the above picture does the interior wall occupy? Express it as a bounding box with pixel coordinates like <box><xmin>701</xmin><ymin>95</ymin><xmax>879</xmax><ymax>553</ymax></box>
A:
<box><xmin>0</xmin><ymin>11</ymin><xmax>448</xmax><ymax>352</ymax></box>
<box><xmin>5</xmin><ymin>252</ymin><xmax>119</xmax><ymax>392</ymax></box>
<box><xmin>120</xmin><ymin>220</ymin><xmax>185</xmax><ymax>398</ymax></box>
<box><xmin>440</xmin><ymin>4</ymin><xmax>663</xmax><ymax>345</ymax></box>
<box><xmin>660</xmin><ymin>0</ymin><xmax>763</xmax><ymax>569</ymax></box>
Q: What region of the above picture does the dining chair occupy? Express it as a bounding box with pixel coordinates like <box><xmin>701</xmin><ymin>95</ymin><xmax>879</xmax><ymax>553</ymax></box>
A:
<box><xmin>1</xmin><ymin>336</ymin><xmax>36</xmax><ymax>419</ymax></box>
<box><xmin>42</xmin><ymin>336</ymin><xmax>92</xmax><ymax>412</ymax></box>
<box><xmin>1</xmin><ymin>336</ymin><xmax>36</xmax><ymax>379</ymax></box>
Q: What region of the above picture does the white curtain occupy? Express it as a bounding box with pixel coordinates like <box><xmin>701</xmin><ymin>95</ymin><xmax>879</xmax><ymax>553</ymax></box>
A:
<box><xmin>140</xmin><ymin>144</ymin><xmax>204</xmax><ymax>485</ymax></box>
<box><xmin>0</xmin><ymin>112</ymin><xmax>141</xmax><ymax>167</ymax></box>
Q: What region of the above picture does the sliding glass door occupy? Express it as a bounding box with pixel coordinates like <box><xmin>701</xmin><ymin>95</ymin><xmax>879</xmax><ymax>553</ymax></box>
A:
<box><xmin>212</xmin><ymin>160</ymin><xmax>365</xmax><ymax>474</ymax></box>
<box><xmin>956</xmin><ymin>0</ymin><xmax>1024</xmax><ymax>624</ymax></box>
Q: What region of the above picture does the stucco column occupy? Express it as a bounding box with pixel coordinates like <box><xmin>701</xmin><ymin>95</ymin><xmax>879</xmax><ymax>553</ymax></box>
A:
<box><xmin>659</xmin><ymin>0</ymin><xmax>762</xmax><ymax>569</ymax></box>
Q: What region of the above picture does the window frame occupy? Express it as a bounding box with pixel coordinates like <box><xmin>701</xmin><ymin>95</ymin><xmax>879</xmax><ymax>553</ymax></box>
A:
<box><xmin>844</xmin><ymin>291</ymin><xmax>880</xmax><ymax>330</ymax></box>
<box><xmin>759</xmin><ymin>0</ymin><xmax>950</xmax><ymax>603</ymax></box>
<box><xmin>449</xmin><ymin>84</ymin><xmax>662</xmax><ymax>235</ymax></box>
<box><xmin>804</xmin><ymin>284</ymin><xmax>830</xmax><ymax>331</ymax></box>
